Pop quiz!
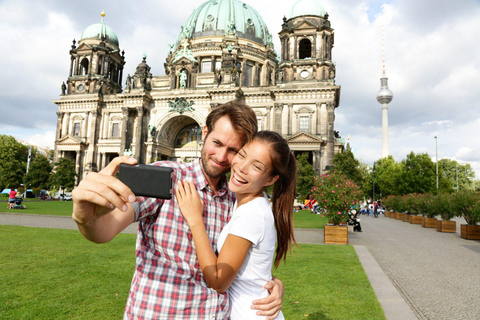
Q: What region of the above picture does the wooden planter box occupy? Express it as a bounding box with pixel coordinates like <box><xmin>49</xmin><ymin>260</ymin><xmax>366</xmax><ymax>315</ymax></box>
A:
<box><xmin>422</xmin><ymin>217</ymin><xmax>438</xmax><ymax>228</ymax></box>
<box><xmin>391</xmin><ymin>212</ymin><xmax>397</xmax><ymax>219</ymax></box>
<box><xmin>436</xmin><ymin>220</ymin><xmax>456</xmax><ymax>233</ymax></box>
<box><xmin>396</xmin><ymin>212</ymin><xmax>404</xmax><ymax>220</ymax></box>
<box><xmin>385</xmin><ymin>211</ymin><xmax>391</xmax><ymax>218</ymax></box>
<box><xmin>403</xmin><ymin>214</ymin><xmax>411</xmax><ymax>222</ymax></box>
<box><xmin>460</xmin><ymin>225</ymin><xmax>480</xmax><ymax>240</ymax></box>
<box><xmin>324</xmin><ymin>225</ymin><xmax>348</xmax><ymax>245</ymax></box>
<box><xmin>410</xmin><ymin>215</ymin><xmax>423</xmax><ymax>225</ymax></box>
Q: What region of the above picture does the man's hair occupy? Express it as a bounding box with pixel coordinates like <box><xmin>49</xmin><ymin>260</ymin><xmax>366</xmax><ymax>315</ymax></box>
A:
<box><xmin>205</xmin><ymin>101</ymin><xmax>258</xmax><ymax>145</ymax></box>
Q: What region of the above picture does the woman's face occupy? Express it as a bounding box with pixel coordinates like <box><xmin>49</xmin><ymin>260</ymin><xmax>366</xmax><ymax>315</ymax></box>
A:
<box><xmin>229</xmin><ymin>139</ymin><xmax>279</xmax><ymax>197</ymax></box>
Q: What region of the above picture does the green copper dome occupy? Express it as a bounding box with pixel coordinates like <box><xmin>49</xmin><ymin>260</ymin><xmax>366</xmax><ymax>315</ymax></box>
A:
<box><xmin>80</xmin><ymin>20</ymin><xmax>119</xmax><ymax>47</ymax></box>
<box><xmin>287</xmin><ymin>0</ymin><xmax>327</xmax><ymax>19</ymax></box>
<box><xmin>178</xmin><ymin>0</ymin><xmax>273</xmax><ymax>47</ymax></box>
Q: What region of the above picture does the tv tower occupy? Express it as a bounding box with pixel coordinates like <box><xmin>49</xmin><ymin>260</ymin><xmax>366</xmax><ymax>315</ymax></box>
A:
<box><xmin>376</xmin><ymin>26</ymin><xmax>393</xmax><ymax>158</ymax></box>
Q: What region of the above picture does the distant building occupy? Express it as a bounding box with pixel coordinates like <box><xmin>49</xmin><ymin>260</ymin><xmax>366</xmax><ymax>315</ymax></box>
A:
<box><xmin>53</xmin><ymin>0</ymin><xmax>344</xmax><ymax>183</ymax></box>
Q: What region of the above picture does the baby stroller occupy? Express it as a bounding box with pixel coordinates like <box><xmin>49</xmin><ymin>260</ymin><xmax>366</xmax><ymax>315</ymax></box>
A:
<box><xmin>13</xmin><ymin>198</ymin><xmax>24</xmax><ymax>209</ymax></box>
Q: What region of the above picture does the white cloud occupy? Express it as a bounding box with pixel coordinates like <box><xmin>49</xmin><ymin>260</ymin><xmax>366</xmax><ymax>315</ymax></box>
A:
<box><xmin>0</xmin><ymin>0</ymin><xmax>479</xmax><ymax>178</ymax></box>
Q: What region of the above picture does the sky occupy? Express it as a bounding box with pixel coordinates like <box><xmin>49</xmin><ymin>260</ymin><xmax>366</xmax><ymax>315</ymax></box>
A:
<box><xmin>0</xmin><ymin>0</ymin><xmax>479</xmax><ymax>178</ymax></box>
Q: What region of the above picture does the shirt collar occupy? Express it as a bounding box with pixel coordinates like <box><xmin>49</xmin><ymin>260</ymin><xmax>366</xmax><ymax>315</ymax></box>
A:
<box><xmin>193</xmin><ymin>158</ymin><xmax>229</xmax><ymax>196</ymax></box>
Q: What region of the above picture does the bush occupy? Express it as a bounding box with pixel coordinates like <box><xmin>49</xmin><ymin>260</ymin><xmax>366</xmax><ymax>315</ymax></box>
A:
<box><xmin>451</xmin><ymin>191</ymin><xmax>480</xmax><ymax>225</ymax></box>
<box><xmin>430</xmin><ymin>193</ymin><xmax>457</xmax><ymax>221</ymax></box>
<box><xmin>312</xmin><ymin>173</ymin><xmax>362</xmax><ymax>225</ymax></box>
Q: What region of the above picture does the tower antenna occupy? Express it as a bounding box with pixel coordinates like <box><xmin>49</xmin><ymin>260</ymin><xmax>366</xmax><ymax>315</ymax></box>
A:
<box><xmin>376</xmin><ymin>25</ymin><xmax>393</xmax><ymax>158</ymax></box>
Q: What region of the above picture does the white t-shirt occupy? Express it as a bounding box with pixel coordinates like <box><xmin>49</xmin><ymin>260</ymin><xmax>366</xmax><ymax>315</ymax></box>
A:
<box><xmin>217</xmin><ymin>194</ymin><xmax>284</xmax><ymax>320</ymax></box>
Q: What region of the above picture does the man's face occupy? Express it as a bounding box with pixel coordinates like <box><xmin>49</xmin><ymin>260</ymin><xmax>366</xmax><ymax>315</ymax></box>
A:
<box><xmin>200</xmin><ymin>116</ymin><xmax>244</xmax><ymax>180</ymax></box>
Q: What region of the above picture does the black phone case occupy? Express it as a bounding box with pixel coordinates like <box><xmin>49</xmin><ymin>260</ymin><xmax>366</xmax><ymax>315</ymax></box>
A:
<box><xmin>119</xmin><ymin>164</ymin><xmax>174</xmax><ymax>199</ymax></box>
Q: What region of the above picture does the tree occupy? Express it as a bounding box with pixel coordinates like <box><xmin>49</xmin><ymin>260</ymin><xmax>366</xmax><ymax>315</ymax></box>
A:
<box><xmin>0</xmin><ymin>135</ymin><xmax>29</xmax><ymax>191</ymax></box>
<box><xmin>397</xmin><ymin>152</ymin><xmax>436</xmax><ymax>195</ymax></box>
<box><xmin>25</xmin><ymin>152</ymin><xmax>53</xmax><ymax>190</ymax></box>
<box><xmin>295</xmin><ymin>152</ymin><xmax>316</xmax><ymax>199</ymax></box>
<box><xmin>50</xmin><ymin>158</ymin><xmax>76</xmax><ymax>191</ymax></box>
<box><xmin>374</xmin><ymin>156</ymin><xmax>403</xmax><ymax>197</ymax></box>
<box><xmin>438</xmin><ymin>159</ymin><xmax>475</xmax><ymax>192</ymax></box>
<box><xmin>333</xmin><ymin>149</ymin><xmax>365</xmax><ymax>188</ymax></box>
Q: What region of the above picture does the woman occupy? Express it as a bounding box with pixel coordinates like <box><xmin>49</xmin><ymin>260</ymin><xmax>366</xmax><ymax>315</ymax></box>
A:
<box><xmin>176</xmin><ymin>131</ymin><xmax>297</xmax><ymax>319</ymax></box>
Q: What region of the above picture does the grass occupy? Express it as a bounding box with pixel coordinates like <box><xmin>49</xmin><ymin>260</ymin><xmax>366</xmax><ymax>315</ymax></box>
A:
<box><xmin>0</xmin><ymin>225</ymin><xmax>385</xmax><ymax>320</ymax></box>
<box><xmin>1</xmin><ymin>200</ymin><xmax>73</xmax><ymax>216</ymax></box>
<box><xmin>278</xmin><ymin>245</ymin><xmax>385</xmax><ymax>319</ymax></box>
<box><xmin>1</xmin><ymin>204</ymin><xmax>328</xmax><ymax>230</ymax></box>
<box><xmin>294</xmin><ymin>209</ymin><xmax>329</xmax><ymax>229</ymax></box>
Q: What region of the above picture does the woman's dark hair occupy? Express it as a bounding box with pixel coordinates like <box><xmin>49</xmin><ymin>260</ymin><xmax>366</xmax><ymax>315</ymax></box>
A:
<box><xmin>254</xmin><ymin>131</ymin><xmax>297</xmax><ymax>269</ymax></box>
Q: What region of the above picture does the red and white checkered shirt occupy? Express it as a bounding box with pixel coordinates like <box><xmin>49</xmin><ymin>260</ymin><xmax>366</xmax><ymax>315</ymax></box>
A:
<box><xmin>124</xmin><ymin>159</ymin><xmax>235</xmax><ymax>319</ymax></box>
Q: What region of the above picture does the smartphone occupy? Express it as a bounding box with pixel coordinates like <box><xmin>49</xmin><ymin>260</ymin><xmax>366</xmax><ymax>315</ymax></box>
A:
<box><xmin>119</xmin><ymin>163</ymin><xmax>174</xmax><ymax>199</ymax></box>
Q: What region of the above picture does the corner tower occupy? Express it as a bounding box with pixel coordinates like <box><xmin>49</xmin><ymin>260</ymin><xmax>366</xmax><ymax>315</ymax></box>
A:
<box><xmin>66</xmin><ymin>11</ymin><xmax>125</xmax><ymax>96</ymax></box>
<box><xmin>278</xmin><ymin>0</ymin><xmax>335</xmax><ymax>83</ymax></box>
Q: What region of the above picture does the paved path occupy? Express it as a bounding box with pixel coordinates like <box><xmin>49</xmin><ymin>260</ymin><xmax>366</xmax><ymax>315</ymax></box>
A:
<box><xmin>3</xmin><ymin>212</ymin><xmax>480</xmax><ymax>319</ymax></box>
<box><xmin>349</xmin><ymin>215</ymin><xmax>480</xmax><ymax>320</ymax></box>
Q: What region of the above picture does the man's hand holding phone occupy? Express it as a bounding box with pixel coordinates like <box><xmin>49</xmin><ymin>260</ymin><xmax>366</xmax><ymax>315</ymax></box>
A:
<box><xmin>72</xmin><ymin>156</ymin><xmax>138</xmax><ymax>229</ymax></box>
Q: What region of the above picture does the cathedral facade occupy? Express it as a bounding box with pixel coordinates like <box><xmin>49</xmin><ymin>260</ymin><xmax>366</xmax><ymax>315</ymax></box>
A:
<box><xmin>53</xmin><ymin>0</ymin><xmax>344</xmax><ymax>183</ymax></box>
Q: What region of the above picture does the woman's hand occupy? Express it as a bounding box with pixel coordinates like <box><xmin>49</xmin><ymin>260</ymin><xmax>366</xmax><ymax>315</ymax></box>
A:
<box><xmin>175</xmin><ymin>180</ymin><xmax>204</xmax><ymax>226</ymax></box>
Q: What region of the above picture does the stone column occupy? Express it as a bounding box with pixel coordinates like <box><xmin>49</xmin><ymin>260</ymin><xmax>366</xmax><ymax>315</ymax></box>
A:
<box><xmin>56</xmin><ymin>112</ymin><xmax>64</xmax><ymax>141</ymax></box>
<box><xmin>288</xmin><ymin>103</ymin><xmax>293</xmax><ymax>135</ymax></box>
<box><xmin>274</xmin><ymin>103</ymin><xmax>283</xmax><ymax>134</ymax></box>
<box><xmin>102</xmin><ymin>112</ymin><xmax>110</xmax><ymax>139</ymax></box>
<box><xmin>82</xmin><ymin>111</ymin><xmax>90</xmax><ymax>139</ymax></box>
<box><xmin>316</xmin><ymin>102</ymin><xmax>321</xmax><ymax>135</ymax></box>
<box><xmin>87</xmin><ymin>111</ymin><xmax>98</xmax><ymax>170</ymax></box>
<box><xmin>64</xmin><ymin>112</ymin><xmax>71</xmax><ymax>136</ymax></box>
<box><xmin>135</xmin><ymin>107</ymin><xmax>144</xmax><ymax>160</ymax></box>
<box><xmin>120</xmin><ymin>107</ymin><xmax>129</xmax><ymax>153</ymax></box>
<box><xmin>293</xmin><ymin>37</ymin><xmax>298</xmax><ymax>59</ymax></box>
<box><xmin>69</xmin><ymin>57</ymin><xmax>74</xmax><ymax>77</ymax></box>
<box><xmin>74</xmin><ymin>57</ymin><xmax>80</xmax><ymax>76</ymax></box>
<box><xmin>326</xmin><ymin>102</ymin><xmax>335</xmax><ymax>169</ymax></box>
<box><xmin>266</xmin><ymin>105</ymin><xmax>272</xmax><ymax>130</ymax></box>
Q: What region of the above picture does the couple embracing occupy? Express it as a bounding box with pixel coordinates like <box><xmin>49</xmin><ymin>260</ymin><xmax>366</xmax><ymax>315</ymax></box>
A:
<box><xmin>72</xmin><ymin>101</ymin><xmax>297</xmax><ymax>319</ymax></box>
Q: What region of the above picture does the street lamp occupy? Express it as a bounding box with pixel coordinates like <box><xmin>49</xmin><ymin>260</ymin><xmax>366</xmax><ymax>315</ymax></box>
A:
<box><xmin>435</xmin><ymin>136</ymin><xmax>438</xmax><ymax>191</ymax></box>
<box><xmin>372</xmin><ymin>162</ymin><xmax>376</xmax><ymax>202</ymax></box>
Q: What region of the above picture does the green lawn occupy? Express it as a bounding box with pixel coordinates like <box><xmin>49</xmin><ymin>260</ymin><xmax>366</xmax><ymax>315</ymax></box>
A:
<box><xmin>0</xmin><ymin>225</ymin><xmax>384</xmax><ymax>320</ymax></box>
<box><xmin>294</xmin><ymin>209</ymin><xmax>329</xmax><ymax>229</ymax></box>
<box><xmin>1</xmin><ymin>203</ymin><xmax>328</xmax><ymax>230</ymax></box>
<box><xmin>1</xmin><ymin>200</ymin><xmax>73</xmax><ymax>216</ymax></box>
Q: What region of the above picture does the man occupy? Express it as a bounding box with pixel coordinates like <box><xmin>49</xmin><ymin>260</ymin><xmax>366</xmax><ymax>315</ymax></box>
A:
<box><xmin>72</xmin><ymin>101</ymin><xmax>283</xmax><ymax>319</ymax></box>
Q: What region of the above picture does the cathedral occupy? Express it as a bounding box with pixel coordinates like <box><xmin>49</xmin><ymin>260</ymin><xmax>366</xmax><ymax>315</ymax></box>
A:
<box><xmin>53</xmin><ymin>0</ymin><xmax>344</xmax><ymax>183</ymax></box>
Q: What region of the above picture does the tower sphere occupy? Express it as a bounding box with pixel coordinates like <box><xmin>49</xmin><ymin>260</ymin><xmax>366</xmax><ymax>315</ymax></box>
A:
<box><xmin>376</xmin><ymin>77</ymin><xmax>393</xmax><ymax>104</ymax></box>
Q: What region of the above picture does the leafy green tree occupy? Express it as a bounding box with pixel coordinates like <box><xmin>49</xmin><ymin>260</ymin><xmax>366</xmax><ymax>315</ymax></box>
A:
<box><xmin>438</xmin><ymin>159</ymin><xmax>475</xmax><ymax>192</ymax></box>
<box><xmin>25</xmin><ymin>152</ymin><xmax>53</xmax><ymax>190</ymax></box>
<box><xmin>0</xmin><ymin>135</ymin><xmax>29</xmax><ymax>191</ymax></box>
<box><xmin>295</xmin><ymin>152</ymin><xmax>316</xmax><ymax>199</ymax></box>
<box><xmin>397</xmin><ymin>152</ymin><xmax>436</xmax><ymax>195</ymax></box>
<box><xmin>333</xmin><ymin>149</ymin><xmax>365</xmax><ymax>188</ymax></box>
<box><xmin>375</xmin><ymin>156</ymin><xmax>403</xmax><ymax>197</ymax></box>
<box><xmin>50</xmin><ymin>158</ymin><xmax>77</xmax><ymax>191</ymax></box>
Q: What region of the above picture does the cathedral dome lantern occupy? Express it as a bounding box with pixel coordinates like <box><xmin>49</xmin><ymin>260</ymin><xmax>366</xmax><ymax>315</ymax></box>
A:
<box><xmin>287</xmin><ymin>0</ymin><xmax>327</xmax><ymax>19</ymax></box>
<box><xmin>66</xmin><ymin>11</ymin><xmax>125</xmax><ymax>96</ymax></box>
<box><xmin>80</xmin><ymin>21</ymin><xmax>119</xmax><ymax>48</ymax></box>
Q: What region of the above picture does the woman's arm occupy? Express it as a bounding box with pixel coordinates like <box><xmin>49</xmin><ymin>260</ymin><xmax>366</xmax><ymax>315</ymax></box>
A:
<box><xmin>176</xmin><ymin>180</ymin><xmax>251</xmax><ymax>293</ymax></box>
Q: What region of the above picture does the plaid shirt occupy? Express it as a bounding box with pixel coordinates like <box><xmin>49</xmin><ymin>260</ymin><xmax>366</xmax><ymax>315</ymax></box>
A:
<box><xmin>124</xmin><ymin>159</ymin><xmax>235</xmax><ymax>319</ymax></box>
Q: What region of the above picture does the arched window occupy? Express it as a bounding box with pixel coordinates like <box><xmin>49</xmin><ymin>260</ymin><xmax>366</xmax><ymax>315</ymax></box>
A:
<box><xmin>299</xmin><ymin>39</ymin><xmax>312</xmax><ymax>59</ymax></box>
<box><xmin>175</xmin><ymin>124</ymin><xmax>201</xmax><ymax>147</ymax></box>
<box><xmin>80</xmin><ymin>58</ymin><xmax>89</xmax><ymax>75</ymax></box>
